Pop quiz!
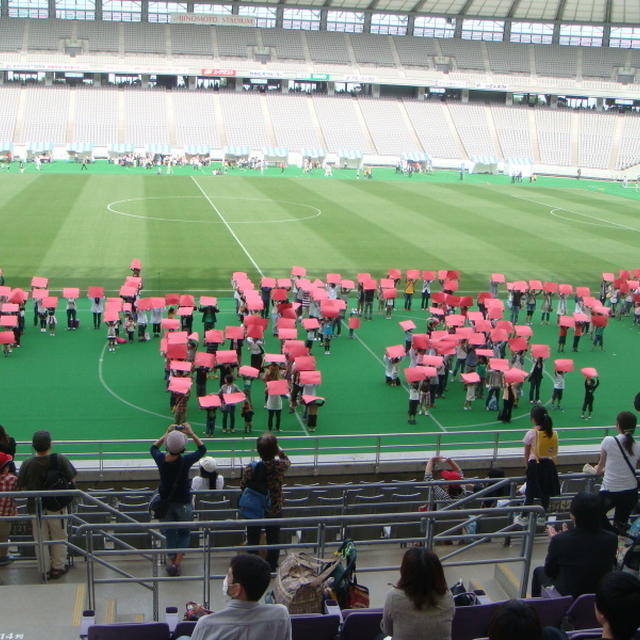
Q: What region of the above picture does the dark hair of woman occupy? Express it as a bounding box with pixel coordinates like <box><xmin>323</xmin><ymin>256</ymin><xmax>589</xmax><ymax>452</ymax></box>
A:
<box><xmin>0</xmin><ymin>425</ymin><xmax>9</xmax><ymax>446</ymax></box>
<box><xmin>530</xmin><ymin>405</ymin><xmax>553</xmax><ymax>438</ymax></box>
<box><xmin>257</xmin><ymin>432</ymin><xmax>279</xmax><ymax>461</ymax></box>
<box><xmin>488</xmin><ymin>600</ymin><xmax>541</xmax><ymax>640</ymax></box>
<box><xmin>395</xmin><ymin>548</ymin><xmax>447</xmax><ymax>610</ymax></box>
<box><xmin>200</xmin><ymin>467</ymin><xmax>219</xmax><ymax>489</ymax></box>
<box><xmin>595</xmin><ymin>571</ymin><xmax>640</xmax><ymax>640</ymax></box>
<box><xmin>617</xmin><ymin>411</ymin><xmax>637</xmax><ymax>456</ymax></box>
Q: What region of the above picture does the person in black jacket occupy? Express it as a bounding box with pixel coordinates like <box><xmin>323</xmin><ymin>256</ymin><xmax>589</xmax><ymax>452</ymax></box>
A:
<box><xmin>150</xmin><ymin>423</ymin><xmax>206</xmax><ymax>577</ymax></box>
<box><xmin>531</xmin><ymin>492</ymin><xmax>617</xmax><ymax>597</ymax></box>
<box><xmin>594</xmin><ymin>571</ymin><xmax>640</xmax><ymax>640</ymax></box>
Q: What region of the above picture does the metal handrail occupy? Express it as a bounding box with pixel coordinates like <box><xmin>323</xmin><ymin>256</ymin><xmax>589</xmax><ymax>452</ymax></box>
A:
<box><xmin>11</xmin><ymin>425</ymin><xmax>611</xmax><ymax>470</ymax></box>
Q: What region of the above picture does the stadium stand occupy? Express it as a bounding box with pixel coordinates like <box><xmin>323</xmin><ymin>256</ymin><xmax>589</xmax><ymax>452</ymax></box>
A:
<box><xmin>0</xmin><ymin>86</ymin><xmax>20</xmax><ymax>142</ymax></box>
<box><xmin>265</xmin><ymin>93</ymin><xmax>322</xmax><ymax>150</ymax></box>
<box><xmin>261</xmin><ymin>29</ymin><xmax>306</xmax><ymax>61</ymax></box>
<box><xmin>391</xmin><ymin>35</ymin><xmax>436</xmax><ymax>68</ymax></box>
<box><xmin>438</xmin><ymin>38</ymin><xmax>487</xmax><ymax>72</ymax></box>
<box><xmin>170</xmin><ymin>24</ymin><xmax>214</xmax><ymax>57</ymax></box>
<box><xmin>26</xmin><ymin>19</ymin><xmax>73</xmax><ymax>51</ymax></box>
<box><xmin>0</xmin><ymin>17</ymin><xmax>24</xmax><ymax>52</ymax></box>
<box><xmin>581</xmin><ymin>47</ymin><xmax>628</xmax><ymax>79</ymax></box>
<box><xmin>124</xmin><ymin>90</ymin><xmax>170</xmax><ymax>146</ymax></box>
<box><xmin>357</xmin><ymin>98</ymin><xmax>421</xmax><ymax>155</ymax></box>
<box><xmin>313</xmin><ymin>95</ymin><xmax>375</xmax><ymax>153</ymax></box>
<box><xmin>215</xmin><ymin>25</ymin><xmax>259</xmax><ymax>58</ymax></box>
<box><xmin>73</xmin><ymin>88</ymin><xmax>119</xmax><ymax>146</ymax></box>
<box><xmin>122</xmin><ymin>22</ymin><xmax>168</xmax><ymax>56</ymax></box>
<box><xmin>19</xmin><ymin>86</ymin><xmax>69</xmax><ymax>144</ymax></box>
<box><xmin>304</xmin><ymin>31</ymin><xmax>350</xmax><ymax>65</ymax></box>
<box><xmin>485</xmin><ymin>42</ymin><xmax>531</xmax><ymax>75</ymax></box>
<box><xmin>535</xmin><ymin>45</ymin><xmax>578</xmax><ymax>78</ymax></box>
<box><xmin>535</xmin><ymin>108</ymin><xmax>572</xmax><ymax>166</ymax></box>
<box><xmin>402</xmin><ymin>100</ymin><xmax>462</xmax><ymax>159</ymax></box>
<box><xmin>616</xmin><ymin>115</ymin><xmax>640</xmax><ymax>170</ymax></box>
<box><xmin>349</xmin><ymin>33</ymin><xmax>396</xmax><ymax>67</ymax></box>
<box><xmin>448</xmin><ymin>103</ymin><xmax>499</xmax><ymax>159</ymax></box>
<box><xmin>218</xmin><ymin>92</ymin><xmax>271</xmax><ymax>148</ymax></box>
<box><xmin>77</xmin><ymin>20</ymin><xmax>120</xmax><ymax>53</ymax></box>
<box><xmin>578</xmin><ymin>111</ymin><xmax>616</xmax><ymax>169</ymax></box>
<box><xmin>172</xmin><ymin>91</ymin><xmax>222</xmax><ymax>148</ymax></box>
<box><xmin>491</xmin><ymin>106</ymin><xmax>534</xmax><ymax>160</ymax></box>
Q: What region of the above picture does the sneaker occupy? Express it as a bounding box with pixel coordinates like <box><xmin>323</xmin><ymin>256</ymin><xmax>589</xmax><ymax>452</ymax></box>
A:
<box><xmin>166</xmin><ymin>563</ymin><xmax>178</xmax><ymax>577</ymax></box>
<box><xmin>536</xmin><ymin>515</ymin><xmax>547</xmax><ymax>527</ymax></box>
<box><xmin>580</xmin><ymin>414</ymin><xmax>585</xmax><ymax>419</ymax></box>
<box><xmin>513</xmin><ymin>515</ymin><xmax>528</xmax><ymax>527</ymax></box>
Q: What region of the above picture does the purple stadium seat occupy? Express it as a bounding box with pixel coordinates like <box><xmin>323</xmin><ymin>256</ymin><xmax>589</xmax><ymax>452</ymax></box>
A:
<box><xmin>520</xmin><ymin>596</ymin><xmax>573</xmax><ymax>628</ymax></box>
<box><xmin>291</xmin><ymin>613</ymin><xmax>341</xmax><ymax>640</ymax></box>
<box><xmin>172</xmin><ymin>620</ymin><xmax>196</xmax><ymax>638</ymax></box>
<box><xmin>452</xmin><ymin>601</ymin><xmax>505</xmax><ymax>640</ymax></box>
<box><xmin>565</xmin><ymin>594</ymin><xmax>597</xmax><ymax>630</ymax></box>
<box><xmin>340</xmin><ymin>609</ymin><xmax>383</xmax><ymax>640</ymax></box>
<box><xmin>88</xmin><ymin>622</ymin><xmax>170</xmax><ymax>640</ymax></box>
<box><xmin>567</xmin><ymin>629</ymin><xmax>602</xmax><ymax>640</ymax></box>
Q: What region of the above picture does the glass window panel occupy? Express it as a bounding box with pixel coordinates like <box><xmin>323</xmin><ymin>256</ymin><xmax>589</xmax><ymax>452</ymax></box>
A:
<box><xmin>238</xmin><ymin>5</ymin><xmax>276</xmax><ymax>28</ymax></box>
<box><xmin>414</xmin><ymin>16</ymin><xmax>455</xmax><ymax>38</ymax></box>
<box><xmin>370</xmin><ymin>13</ymin><xmax>408</xmax><ymax>36</ymax></box>
<box><xmin>283</xmin><ymin>8</ymin><xmax>320</xmax><ymax>30</ymax></box>
<box><xmin>327</xmin><ymin>10</ymin><xmax>364</xmax><ymax>33</ymax></box>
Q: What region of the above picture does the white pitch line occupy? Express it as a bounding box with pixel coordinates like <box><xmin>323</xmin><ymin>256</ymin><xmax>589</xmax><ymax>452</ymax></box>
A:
<box><xmin>343</xmin><ymin>320</ymin><xmax>446</xmax><ymax>433</ymax></box>
<box><xmin>508</xmin><ymin>191</ymin><xmax>640</xmax><ymax>233</ymax></box>
<box><xmin>292</xmin><ymin>407</ymin><xmax>310</xmax><ymax>436</ymax></box>
<box><xmin>191</xmin><ymin>176</ymin><xmax>264</xmax><ymax>277</ymax></box>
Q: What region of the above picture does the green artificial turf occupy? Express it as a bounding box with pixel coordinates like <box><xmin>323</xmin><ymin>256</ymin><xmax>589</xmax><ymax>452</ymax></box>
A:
<box><xmin>1</xmin><ymin>165</ymin><xmax>638</xmax><ymax>459</ymax></box>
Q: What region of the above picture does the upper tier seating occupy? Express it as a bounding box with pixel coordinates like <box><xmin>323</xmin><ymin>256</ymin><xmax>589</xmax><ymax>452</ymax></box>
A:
<box><xmin>350</xmin><ymin>33</ymin><xmax>395</xmax><ymax>67</ymax></box>
<box><xmin>122</xmin><ymin>22</ymin><xmax>167</xmax><ymax>55</ymax></box>
<box><xmin>486</xmin><ymin>42</ymin><xmax>531</xmax><ymax>74</ymax></box>
<box><xmin>0</xmin><ymin>18</ymin><xmax>24</xmax><ymax>52</ymax></box>
<box><xmin>535</xmin><ymin>45</ymin><xmax>577</xmax><ymax>77</ymax></box>
<box><xmin>77</xmin><ymin>20</ymin><xmax>119</xmax><ymax>53</ymax></box>
<box><xmin>215</xmin><ymin>26</ymin><xmax>258</xmax><ymax>58</ymax></box>
<box><xmin>391</xmin><ymin>35</ymin><xmax>436</xmax><ymax>67</ymax></box>
<box><xmin>261</xmin><ymin>29</ymin><xmax>306</xmax><ymax>61</ymax></box>
<box><xmin>27</xmin><ymin>19</ymin><xmax>72</xmax><ymax>51</ymax></box>
<box><xmin>170</xmin><ymin>24</ymin><xmax>213</xmax><ymax>57</ymax></box>
<box><xmin>439</xmin><ymin>39</ymin><xmax>487</xmax><ymax>71</ymax></box>
<box><xmin>304</xmin><ymin>31</ymin><xmax>350</xmax><ymax>65</ymax></box>
<box><xmin>581</xmin><ymin>47</ymin><xmax>627</xmax><ymax>79</ymax></box>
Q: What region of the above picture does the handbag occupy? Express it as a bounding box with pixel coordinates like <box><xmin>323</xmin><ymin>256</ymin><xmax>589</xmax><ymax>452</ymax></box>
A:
<box><xmin>347</xmin><ymin>580</ymin><xmax>370</xmax><ymax>609</ymax></box>
<box><xmin>612</xmin><ymin>436</ymin><xmax>640</xmax><ymax>489</ymax></box>
<box><xmin>238</xmin><ymin>462</ymin><xmax>270</xmax><ymax>519</ymax></box>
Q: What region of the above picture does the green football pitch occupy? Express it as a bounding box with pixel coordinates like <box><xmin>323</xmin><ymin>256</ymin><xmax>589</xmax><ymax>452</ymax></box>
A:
<box><xmin>1</xmin><ymin>162</ymin><xmax>639</xmax><ymax>459</ymax></box>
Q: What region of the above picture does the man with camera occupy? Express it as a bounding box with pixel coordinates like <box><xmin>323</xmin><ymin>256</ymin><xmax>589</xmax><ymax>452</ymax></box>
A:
<box><xmin>150</xmin><ymin>422</ymin><xmax>206</xmax><ymax>577</ymax></box>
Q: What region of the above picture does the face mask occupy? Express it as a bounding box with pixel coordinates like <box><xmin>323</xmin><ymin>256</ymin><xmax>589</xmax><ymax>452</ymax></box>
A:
<box><xmin>222</xmin><ymin>576</ymin><xmax>229</xmax><ymax>597</ymax></box>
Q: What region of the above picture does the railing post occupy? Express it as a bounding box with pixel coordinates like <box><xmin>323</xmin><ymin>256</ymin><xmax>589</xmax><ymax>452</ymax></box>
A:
<box><xmin>520</xmin><ymin>511</ymin><xmax>537</xmax><ymax>597</ymax></box>
<box><xmin>314</xmin><ymin>438</ymin><xmax>319</xmax><ymax>473</ymax></box>
<box><xmin>35</xmin><ymin>497</ymin><xmax>47</xmax><ymax>581</ymax></box>
<box><xmin>317</xmin><ymin>522</ymin><xmax>326</xmax><ymax>558</ymax></box>
<box><xmin>204</xmin><ymin>529</ymin><xmax>212</xmax><ymax>609</ymax></box>
<box><xmin>493</xmin><ymin>431</ymin><xmax>500</xmax><ymax>462</ymax></box>
<box><xmin>152</xmin><ymin>534</ymin><xmax>159</xmax><ymax>621</ymax></box>
<box><xmin>375</xmin><ymin>437</ymin><xmax>381</xmax><ymax>466</ymax></box>
<box><xmin>86</xmin><ymin>530</ymin><xmax>96</xmax><ymax>611</ymax></box>
<box><xmin>435</xmin><ymin>434</ymin><xmax>441</xmax><ymax>456</ymax></box>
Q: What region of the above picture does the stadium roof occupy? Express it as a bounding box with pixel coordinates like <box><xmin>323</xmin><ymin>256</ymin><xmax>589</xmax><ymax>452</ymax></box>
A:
<box><xmin>236</xmin><ymin>0</ymin><xmax>639</xmax><ymax>24</ymax></box>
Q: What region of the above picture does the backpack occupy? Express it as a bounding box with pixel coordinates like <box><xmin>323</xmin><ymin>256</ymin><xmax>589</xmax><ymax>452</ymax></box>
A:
<box><xmin>42</xmin><ymin>454</ymin><xmax>74</xmax><ymax>511</ymax></box>
<box><xmin>238</xmin><ymin>462</ymin><xmax>270</xmax><ymax>519</ymax></box>
<box><xmin>534</xmin><ymin>430</ymin><xmax>558</xmax><ymax>459</ymax></box>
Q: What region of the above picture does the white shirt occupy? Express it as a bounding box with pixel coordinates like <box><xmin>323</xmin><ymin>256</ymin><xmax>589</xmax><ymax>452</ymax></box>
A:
<box><xmin>601</xmin><ymin>434</ymin><xmax>640</xmax><ymax>492</ymax></box>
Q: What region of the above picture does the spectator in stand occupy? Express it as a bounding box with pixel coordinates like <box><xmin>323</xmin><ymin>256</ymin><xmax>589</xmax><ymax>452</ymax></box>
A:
<box><xmin>423</xmin><ymin>456</ymin><xmax>471</xmax><ymax>506</ymax></box>
<box><xmin>0</xmin><ymin>452</ymin><xmax>17</xmax><ymax>566</ymax></box>
<box><xmin>240</xmin><ymin>433</ymin><xmax>290</xmax><ymax>571</ymax></box>
<box><xmin>488</xmin><ymin>600</ymin><xmax>566</xmax><ymax>640</ymax></box>
<box><xmin>191</xmin><ymin>457</ymin><xmax>224</xmax><ymax>495</ymax></box>
<box><xmin>150</xmin><ymin>423</ymin><xmax>206</xmax><ymax>577</ymax></box>
<box><xmin>0</xmin><ymin>425</ymin><xmax>16</xmax><ymax>473</ymax></box>
<box><xmin>381</xmin><ymin>548</ymin><xmax>454</xmax><ymax>640</ymax></box>
<box><xmin>594</xmin><ymin>572</ymin><xmax>640</xmax><ymax>640</ymax></box>
<box><xmin>594</xmin><ymin>411</ymin><xmax>640</xmax><ymax>534</ymax></box>
<box><xmin>185</xmin><ymin>554</ymin><xmax>291</xmax><ymax>640</ymax></box>
<box><xmin>530</xmin><ymin>492</ymin><xmax>617</xmax><ymax>598</ymax></box>
<box><xmin>17</xmin><ymin>430</ymin><xmax>77</xmax><ymax>580</ymax></box>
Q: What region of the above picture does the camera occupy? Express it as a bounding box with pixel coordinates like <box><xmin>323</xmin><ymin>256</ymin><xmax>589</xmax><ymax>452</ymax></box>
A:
<box><xmin>174</xmin><ymin>424</ymin><xmax>184</xmax><ymax>431</ymax></box>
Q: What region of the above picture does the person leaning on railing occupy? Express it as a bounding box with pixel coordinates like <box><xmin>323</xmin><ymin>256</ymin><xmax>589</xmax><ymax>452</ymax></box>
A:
<box><xmin>150</xmin><ymin>422</ymin><xmax>206</xmax><ymax>578</ymax></box>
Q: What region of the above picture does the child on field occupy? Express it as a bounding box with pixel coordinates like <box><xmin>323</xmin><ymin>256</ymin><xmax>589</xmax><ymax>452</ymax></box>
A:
<box><xmin>418</xmin><ymin>378</ymin><xmax>430</xmax><ymax>416</ymax></box>
<box><xmin>241</xmin><ymin>398</ymin><xmax>254</xmax><ymax>434</ymax></box>
<box><xmin>551</xmin><ymin>371</ymin><xmax>565</xmax><ymax>410</ymax></box>
<box><xmin>125</xmin><ymin>314</ymin><xmax>136</xmax><ymax>343</ymax></box>
<box><xmin>204</xmin><ymin>407</ymin><xmax>216</xmax><ymax>436</ymax></box>
<box><xmin>383</xmin><ymin>355</ymin><xmax>401</xmax><ymax>386</ymax></box>
<box><xmin>476</xmin><ymin>357</ymin><xmax>487</xmax><ymax>398</ymax></box>
<box><xmin>408</xmin><ymin>382</ymin><xmax>419</xmax><ymax>424</ymax></box>
<box><xmin>321</xmin><ymin>318</ymin><xmax>333</xmax><ymax>355</ymax></box>
<box><xmin>463</xmin><ymin>380</ymin><xmax>476</xmax><ymax>410</ymax></box>
<box><xmin>557</xmin><ymin>325</ymin><xmax>568</xmax><ymax>352</ymax></box>
<box><xmin>581</xmin><ymin>376</ymin><xmax>599</xmax><ymax>419</ymax></box>
<box><xmin>106</xmin><ymin>321</ymin><xmax>116</xmax><ymax>352</ymax></box>
<box><xmin>348</xmin><ymin>310</ymin><xmax>359</xmax><ymax>339</ymax></box>
<box><xmin>47</xmin><ymin>308</ymin><xmax>56</xmax><ymax>336</ymax></box>
<box><xmin>572</xmin><ymin>322</ymin><xmax>584</xmax><ymax>352</ymax></box>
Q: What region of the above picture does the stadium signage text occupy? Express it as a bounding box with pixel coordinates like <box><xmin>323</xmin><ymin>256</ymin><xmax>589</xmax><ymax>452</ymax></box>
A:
<box><xmin>169</xmin><ymin>13</ymin><xmax>256</xmax><ymax>26</ymax></box>
<box><xmin>200</xmin><ymin>68</ymin><xmax>237</xmax><ymax>76</ymax></box>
